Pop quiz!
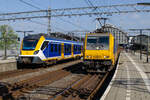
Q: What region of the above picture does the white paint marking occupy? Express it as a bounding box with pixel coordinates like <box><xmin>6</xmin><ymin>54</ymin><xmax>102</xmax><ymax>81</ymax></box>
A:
<box><xmin>126</xmin><ymin>97</ymin><xmax>130</xmax><ymax>100</ymax></box>
<box><xmin>126</xmin><ymin>90</ymin><xmax>131</xmax><ymax>93</ymax></box>
<box><xmin>126</xmin><ymin>65</ymin><xmax>131</xmax><ymax>100</ymax></box>
<box><xmin>100</xmin><ymin>54</ymin><xmax>121</xmax><ymax>100</ymax></box>
<box><xmin>125</xmin><ymin>53</ymin><xmax>150</xmax><ymax>92</ymax></box>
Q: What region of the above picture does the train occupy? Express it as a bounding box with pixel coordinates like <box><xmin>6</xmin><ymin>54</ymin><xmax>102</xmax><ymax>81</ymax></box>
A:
<box><xmin>83</xmin><ymin>32</ymin><xmax>120</xmax><ymax>72</ymax></box>
<box><xmin>17</xmin><ymin>34</ymin><xmax>83</xmax><ymax>68</ymax></box>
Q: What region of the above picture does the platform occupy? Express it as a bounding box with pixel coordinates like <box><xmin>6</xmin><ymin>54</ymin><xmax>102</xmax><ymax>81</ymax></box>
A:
<box><xmin>0</xmin><ymin>57</ymin><xmax>17</xmax><ymax>72</ymax></box>
<box><xmin>101</xmin><ymin>51</ymin><xmax>150</xmax><ymax>100</ymax></box>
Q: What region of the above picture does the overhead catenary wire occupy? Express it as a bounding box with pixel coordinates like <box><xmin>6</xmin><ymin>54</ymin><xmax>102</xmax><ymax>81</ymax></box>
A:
<box><xmin>58</xmin><ymin>18</ymin><xmax>89</xmax><ymax>31</ymax></box>
<box><xmin>19</xmin><ymin>0</ymin><xmax>41</xmax><ymax>10</ymax></box>
<box><xmin>28</xmin><ymin>20</ymin><xmax>66</xmax><ymax>32</ymax></box>
<box><xmin>19</xmin><ymin>0</ymin><xmax>65</xmax><ymax>32</ymax></box>
<box><xmin>84</xmin><ymin>0</ymin><xmax>103</xmax><ymax>27</ymax></box>
<box><xmin>19</xmin><ymin>0</ymin><xmax>88</xmax><ymax>33</ymax></box>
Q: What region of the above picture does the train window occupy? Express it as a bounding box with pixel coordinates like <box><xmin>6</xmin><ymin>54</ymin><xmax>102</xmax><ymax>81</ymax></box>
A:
<box><xmin>64</xmin><ymin>45</ymin><xmax>67</xmax><ymax>53</ymax></box>
<box><xmin>67</xmin><ymin>45</ymin><xmax>69</xmax><ymax>53</ymax></box>
<box><xmin>74</xmin><ymin>45</ymin><xmax>77</xmax><ymax>52</ymax></box>
<box><xmin>58</xmin><ymin>44</ymin><xmax>61</xmax><ymax>54</ymax></box>
<box><xmin>79</xmin><ymin>46</ymin><xmax>81</xmax><ymax>51</ymax></box>
<box><xmin>98</xmin><ymin>36</ymin><xmax>109</xmax><ymax>50</ymax></box>
<box><xmin>86</xmin><ymin>36</ymin><xmax>109</xmax><ymax>50</ymax></box>
<box><xmin>98</xmin><ymin>36</ymin><xmax>109</xmax><ymax>45</ymax></box>
<box><xmin>76</xmin><ymin>45</ymin><xmax>77</xmax><ymax>51</ymax></box>
<box><xmin>51</xmin><ymin>44</ymin><xmax>53</xmax><ymax>52</ymax></box>
<box><xmin>41</xmin><ymin>41</ymin><xmax>49</xmax><ymax>50</ymax></box>
<box><xmin>69</xmin><ymin>45</ymin><xmax>71</xmax><ymax>53</ymax></box>
<box><xmin>66</xmin><ymin>45</ymin><xmax>68</xmax><ymax>53</ymax></box>
<box><xmin>23</xmin><ymin>39</ymin><xmax>38</xmax><ymax>50</ymax></box>
<box><xmin>64</xmin><ymin>44</ymin><xmax>71</xmax><ymax>53</ymax></box>
<box><xmin>78</xmin><ymin>46</ymin><xmax>81</xmax><ymax>52</ymax></box>
<box><xmin>73</xmin><ymin>45</ymin><xmax>75</xmax><ymax>52</ymax></box>
<box><xmin>55</xmin><ymin>44</ymin><xmax>57</xmax><ymax>52</ymax></box>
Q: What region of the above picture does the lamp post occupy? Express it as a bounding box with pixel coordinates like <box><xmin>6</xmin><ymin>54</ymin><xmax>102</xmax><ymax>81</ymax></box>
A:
<box><xmin>147</xmin><ymin>32</ymin><xmax>149</xmax><ymax>62</ymax></box>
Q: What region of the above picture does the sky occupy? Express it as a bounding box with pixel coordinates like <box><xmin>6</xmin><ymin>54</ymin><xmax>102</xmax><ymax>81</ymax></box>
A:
<box><xmin>1</xmin><ymin>0</ymin><xmax>150</xmax><ymax>39</ymax></box>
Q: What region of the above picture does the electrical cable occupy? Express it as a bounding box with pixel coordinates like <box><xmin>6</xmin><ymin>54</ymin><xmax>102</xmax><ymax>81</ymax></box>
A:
<box><xmin>84</xmin><ymin>0</ymin><xmax>103</xmax><ymax>27</ymax></box>
<box><xmin>19</xmin><ymin>0</ymin><xmax>89</xmax><ymax>31</ymax></box>
<box><xmin>19</xmin><ymin>0</ymin><xmax>41</xmax><ymax>10</ymax></box>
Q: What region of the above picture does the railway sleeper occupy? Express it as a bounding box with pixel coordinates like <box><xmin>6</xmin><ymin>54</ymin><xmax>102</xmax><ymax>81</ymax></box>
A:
<box><xmin>11</xmin><ymin>70</ymin><xmax>70</xmax><ymax>99</ymax></box>
<box><xmin>0</xmin><ymin>83</ymin><xmax>14</xmax><ymax>100</ymax></box>
<box><xmin>53</xmin><ymin>75</ymin><xmax>101</xmax><ymax>100</ymax></box>
<box><xmin>53</xmin><ymin>75</ymin><xmax>91</xmax><ymax>100</ymax></box>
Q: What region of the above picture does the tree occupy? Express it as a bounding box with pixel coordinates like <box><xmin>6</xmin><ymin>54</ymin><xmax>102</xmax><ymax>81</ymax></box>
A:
<box><xmin>0</xmin><ymin>25</ymin><xmax>18</xmax><ymax>59</ymax></box>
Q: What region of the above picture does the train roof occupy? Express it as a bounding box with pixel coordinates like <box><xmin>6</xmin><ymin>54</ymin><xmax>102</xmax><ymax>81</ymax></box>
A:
<box><xmin>24</xmin><ymin>33</ymin><xmax>83</xmax><ymax>45</ymax></box>
<box><xmin>86</xmin><ymin>32</ymin><xmax>111</xmax><ymax>36</ymax></box>
<box><xmin>45</xmin><ymin>37</ymin><xmax>83</xmax><ymax>45</ymax></box>
<box><xmin>24</xmin><ymin>34</ymin><xmax>42</xmax><ymax>40</ymax></box>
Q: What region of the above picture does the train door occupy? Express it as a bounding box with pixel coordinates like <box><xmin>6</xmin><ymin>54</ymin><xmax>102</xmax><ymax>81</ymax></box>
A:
<box><xmin>72</xmin><ymin>44</ymin><xmax>74</xmax><ymax>57</ymax></box>
<box><xmin>58</xmin><ymin>43</ymin><xmax>61</xmax><ymax>57</ymax></box>
<box><xmin>41</xmin><ymin>41</ymin><xmax>49</xmax><ymax>58</ymax></box>
<box><xmin>53</xmin><ymin>43</ymin><xmax>58</xmax><ymax>57</ymax></box>
<box><xmin>61</xmin><ymin>43</ymin><xmax>64</xmax><ymax>58</ymax></box>
<box><xmin>49</xmin><ymin>43</ymin><xmax>54</xmax><ymax>57</ymax></box>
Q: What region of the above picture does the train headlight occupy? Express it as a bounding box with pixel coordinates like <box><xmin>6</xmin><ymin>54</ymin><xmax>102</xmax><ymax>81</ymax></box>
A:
<box><xmin>34</xmin><ymin>50</ymin><xmax>39</xmax><ymax>55</ymax></box>
<box><xmin>86</xmin><ymin>56</ymin><xmax>92</xmax><ymax>58</ymax></box>
<box><xmin>104</xmin><ymin>56</ymin><xmax>109</xmax><ymax>58</ymax></box>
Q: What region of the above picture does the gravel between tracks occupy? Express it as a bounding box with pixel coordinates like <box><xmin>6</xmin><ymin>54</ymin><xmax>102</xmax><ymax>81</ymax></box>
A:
<box><xmin>21</xmin><ymin>74</ymin><xmax>85</xmax><ymax>100</ymax></box>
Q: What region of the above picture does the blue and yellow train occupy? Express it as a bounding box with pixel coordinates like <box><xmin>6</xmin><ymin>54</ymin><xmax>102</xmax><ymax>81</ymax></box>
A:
<box><xmin>17</xmin><ymin>34</ymin><xmax>83</xmax><ymax>67</ymax></box>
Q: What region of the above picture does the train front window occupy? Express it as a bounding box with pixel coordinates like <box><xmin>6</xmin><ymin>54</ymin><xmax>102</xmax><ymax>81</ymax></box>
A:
<box><xmin>98</xmin><ymin>36</ymin><xmax>109</xmax><ymax>50</ymax></box>
<box><xmin>86</xmin><ymin>36</ymin><xmax>109</xmax><ymax>50</ymax></box>
<box><xmin>23</xmin><ymin>39</ymin><xmax>38</xmax><ymax>50</ymax></box>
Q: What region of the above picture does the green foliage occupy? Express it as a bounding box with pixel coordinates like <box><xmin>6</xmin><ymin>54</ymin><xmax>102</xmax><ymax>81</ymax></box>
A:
<box><xmin>0</xmin><ymin>25</ymin><xmax>19</xmax><ymax>50</ymax></box>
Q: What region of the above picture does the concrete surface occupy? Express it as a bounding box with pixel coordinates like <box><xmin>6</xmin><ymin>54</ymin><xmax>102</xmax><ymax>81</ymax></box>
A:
<box><xmin>101</xmin><ymin>51</ymin><xmax>150</xmax><ymax>100</ymax></box>
<box><xmin>0</xmin><ymin>57</ymin><xmax>17</xmax><ymax>72</ymax></box>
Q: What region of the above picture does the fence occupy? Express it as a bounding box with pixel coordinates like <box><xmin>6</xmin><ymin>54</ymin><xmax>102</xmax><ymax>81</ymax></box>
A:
<box><xmin>0</xmin><ymin>38</ymin><xmax>20</xmax><ymax>59</ymax></box>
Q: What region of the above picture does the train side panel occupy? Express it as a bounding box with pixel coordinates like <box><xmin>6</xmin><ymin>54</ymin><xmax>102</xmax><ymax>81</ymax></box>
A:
<box><xmin>18</xmin><ymin>35</ymin><xmax>83</xmax><ymax>67</ymax></box>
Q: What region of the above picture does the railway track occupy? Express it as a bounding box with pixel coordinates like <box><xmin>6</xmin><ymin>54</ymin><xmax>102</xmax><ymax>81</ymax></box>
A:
<box><xmin>0</xmin><ymin>59</ymin><xmax>117</xmax><ymax>100</ymax></box>
<box><xmin>0</xmin><ymin>60</ymin><xmax>82</xmax><ymax>83</ymax></box>
<box><xmin>0</xmin><ymin>59</ymin><xmax>82</xmax><ymax>81</ymax></box>
<box><xmin>0</xmin><ymin>69</ymin><xmax>39</xmax><ymax>80</ymax></box>
<box><xmin>15</xmin><ymin>70</ymin><xmax>111</xmax><ymax>100</ymax></box>
<box><xmin>0</xmin><ymin>60</ymin><xmax>82</xmax><ymax>98</ymax></box>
